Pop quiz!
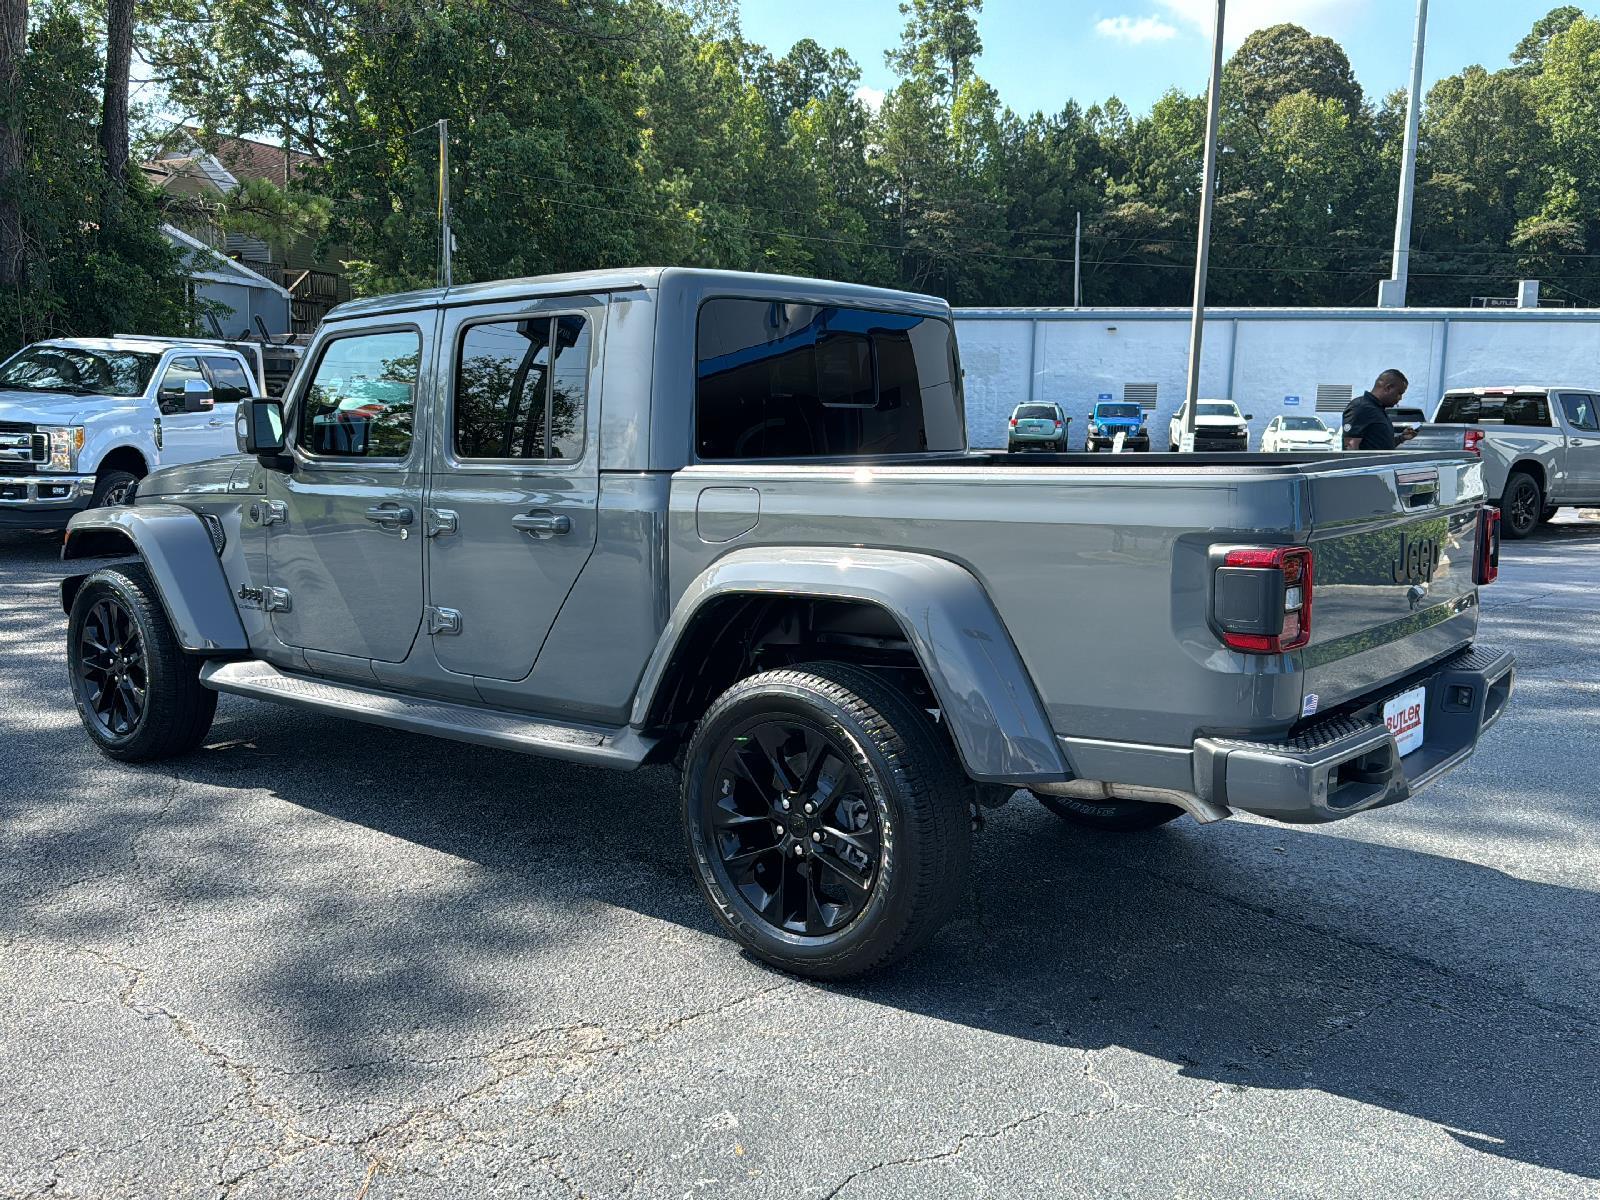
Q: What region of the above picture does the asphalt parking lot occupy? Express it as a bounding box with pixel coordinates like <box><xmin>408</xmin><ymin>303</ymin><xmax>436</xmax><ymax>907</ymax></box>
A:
<box><xmin>2</xmin><ymin>515</ymin><xmax>1598</xmax><ymax>1199</ymax></box>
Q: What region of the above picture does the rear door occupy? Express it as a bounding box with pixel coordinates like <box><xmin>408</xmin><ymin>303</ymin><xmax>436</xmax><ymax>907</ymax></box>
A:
<box><xmin>266</xmin><ymin>322</ymin><xmax>432</xmax><ymax>663</ymax></box>
<box><xmin>1557</xmin><ymin>392</ymin><xmax>1600</xmax><ymax>500</ymax></box>
<box><xmin>425</xmin><ymin>296</ymin><xmax>603</xmax><ymax>681</ymax></box>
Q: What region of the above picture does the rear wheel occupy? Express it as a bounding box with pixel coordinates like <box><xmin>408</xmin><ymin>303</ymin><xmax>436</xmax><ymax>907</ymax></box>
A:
<box><xmin>1501</xmin><ymin>471</ymin><xmax>1543</xmax><ymax>539</ymax></box>
<box><xmin>1033</xmin><ymin>790</ymin><xmax>1184</xmax><ymax>832</ymax></box>
<box><xmin>681</xmin><ymin>662</ymin><xmax>971</xmax><ymax>979</ymax></box>
<box><xmin>67</xmin><ymin>564</ymin><xmax>216</xmax><ymax>761</ymax></box>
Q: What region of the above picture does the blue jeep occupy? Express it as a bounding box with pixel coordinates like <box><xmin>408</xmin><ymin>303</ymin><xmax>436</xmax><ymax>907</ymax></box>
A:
<box><xmin>1083</xmin><ymin>401</ymin><xmax>1150</xmax><ymax>452</ymax></box>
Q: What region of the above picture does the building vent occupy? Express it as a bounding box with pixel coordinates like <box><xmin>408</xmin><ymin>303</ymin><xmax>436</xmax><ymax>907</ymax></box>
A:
<box><xmin>1316</xmin><ymin>384</ymin><xmax>1353</xmax><ymax>413</ymax></box>
<box><xmin>1123</xmin><ymin>382</ymin><xmax>1159</xmax><ymax>410</ymax></box>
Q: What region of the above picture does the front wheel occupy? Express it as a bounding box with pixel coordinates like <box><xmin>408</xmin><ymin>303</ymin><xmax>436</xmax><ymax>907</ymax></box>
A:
<box><xmin>67</xmin><ymin>564</ymin><xmax>217</xmax><ymax>761</ymax></box>
<box><xmin>90</xmin><ymin>468</ymin><xmax>139</xmax><ymax>509</ymax></box>
<box><xmin>681</xmin><ymin>662</ymin><xmax>971</xmax><ymax>979</ymax></box>
<box><xmin>1501</xmin><ymin>471</ymin><xmax>1543</xmax><ymax>539</ymax></box>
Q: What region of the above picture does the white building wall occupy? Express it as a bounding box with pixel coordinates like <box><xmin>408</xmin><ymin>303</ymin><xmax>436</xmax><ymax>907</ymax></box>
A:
<box><xmin>955</xmin><ymin>306</ymin><xmax>1600</xmax><ymax>450</ymax></box>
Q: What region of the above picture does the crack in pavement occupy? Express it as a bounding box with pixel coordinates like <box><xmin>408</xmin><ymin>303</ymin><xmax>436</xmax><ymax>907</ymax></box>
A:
<box><xmin>819</xmin><ymin>1110</ymin><xmax>1057</xmax><ymax>1199</ymax></box>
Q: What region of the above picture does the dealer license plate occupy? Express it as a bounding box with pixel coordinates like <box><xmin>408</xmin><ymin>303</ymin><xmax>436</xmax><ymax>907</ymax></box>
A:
<box><xmin>1384</xmin><ymin>685</ymin><xmax>1427</xmax><ymax>757</ymax></box>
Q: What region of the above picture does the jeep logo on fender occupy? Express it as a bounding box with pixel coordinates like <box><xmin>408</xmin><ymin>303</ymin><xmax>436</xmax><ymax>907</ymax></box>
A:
<box><xmin>1391</xmin><ymin>531</ymin><xmax>1442</xmax><ymax>585</ymax></box>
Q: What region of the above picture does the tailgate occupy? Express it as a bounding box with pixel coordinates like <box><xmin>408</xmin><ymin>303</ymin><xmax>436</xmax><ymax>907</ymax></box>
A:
<box><xmin>1301</xmin><ymin>456</ymin><xmax>1486</xmax><ymax>713</ymax></box>
<box><xmin>1406</xmin><ymin>424</ymin><xmax>1471</xmax><ymax>453</ymax></box>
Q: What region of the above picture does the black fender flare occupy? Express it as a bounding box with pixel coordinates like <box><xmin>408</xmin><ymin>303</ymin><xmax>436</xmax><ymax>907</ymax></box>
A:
<box><xmin>61</xmin><ymin>505</ymin><xmax>248</xmax><ymax>653</ymax></box>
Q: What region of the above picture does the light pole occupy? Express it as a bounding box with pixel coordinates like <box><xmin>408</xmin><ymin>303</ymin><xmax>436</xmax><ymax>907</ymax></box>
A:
<box><xmin>1378</xmin><ymin>0</ymin><xmax>1428</xmax><ymax>308</ymax></box>
<box><xmin>1180</xmin><ymin>0</ymin><xmax>1226</xmax><ymax>452</ymax></box>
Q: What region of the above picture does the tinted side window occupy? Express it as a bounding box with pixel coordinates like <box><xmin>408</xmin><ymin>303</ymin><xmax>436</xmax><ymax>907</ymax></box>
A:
<box><xmin>158</xmin><ymin>357</ymin><xmax>204</xmax><ymax>415</ymax></box>
<box><xmin>1561</xmin><ymin>392</ymin><xmax>1599</xmax><ymax>432</ymax></box>
<box><xmin>455</xmin><ymin>315</ymin><xmax>589</xmax><ymax>461</ymax></box>
<box><xmin>296</xmin><ymin>331</ymin><xmax>420</xmax><ymax>458</ymax></box>
<box><xmin>202</xmin><ymin>357</ymin><xmax>251</xmax><ymax>405</ymax></box>
<box><xmin>695</xmin><ymin>299</ymin><xmax>965</xmax><ymax>460</ymax></box>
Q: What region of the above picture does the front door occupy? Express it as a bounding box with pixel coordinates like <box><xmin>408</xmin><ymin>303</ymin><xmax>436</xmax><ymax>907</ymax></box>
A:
<box><xmin>425</xmin><ymin>297</ymin><xmax>602</xmax><ymax>681</ymax></box>
<box><xmin>1558</xmin><ymin>392</ymin><xmax>1600</xmax><ymax>500</ymax></box>
<box><xmin>266</xmin><ymin>322</ymin><xmax>433</xmax><ymax>663</ymax></box>
<box><xmin>154</xmin><ymin>355</ymin><xmax>230</xmax><ymax>467</ymax></box>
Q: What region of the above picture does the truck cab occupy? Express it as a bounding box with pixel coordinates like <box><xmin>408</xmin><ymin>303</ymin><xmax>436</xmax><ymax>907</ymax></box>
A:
<box><xmin>0</xmin><ymin>337</ymin><xmax>259</xmax><ymax>528</ymax></box>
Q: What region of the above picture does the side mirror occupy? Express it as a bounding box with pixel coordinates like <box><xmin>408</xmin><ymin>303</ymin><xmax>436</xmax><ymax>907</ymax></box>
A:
<box><xmin>237</xmin><ymin>396</ymin><xmax>287</xmax><ymax>460</ymax></box>
<box><xmin>183</xmin><ymin>379</ymin><xmax>215</xmax><ymax>412</ymax></box>
<box><xmin>1245</xmin><ymin>413</ymin><xmax>1255</xmax><ymax>421</ymax></box>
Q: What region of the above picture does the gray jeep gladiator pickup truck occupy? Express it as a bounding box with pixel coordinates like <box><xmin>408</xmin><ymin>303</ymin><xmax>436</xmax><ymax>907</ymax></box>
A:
<box><xmin>59</xmin><ymin>268</ymin><xmax>1514</xmax><ymax>978</ymax></box>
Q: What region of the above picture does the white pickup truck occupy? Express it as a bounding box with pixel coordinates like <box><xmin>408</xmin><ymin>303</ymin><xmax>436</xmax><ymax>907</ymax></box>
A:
<box><xmin>1410</xmin><ymin>386</ymin><xmax>1600</xmax><ymax>538</ymax></box>
<box><xmin>0</xmin><ymin>337</ymin><xmax>260</xmax><ymax>529</ymax></box>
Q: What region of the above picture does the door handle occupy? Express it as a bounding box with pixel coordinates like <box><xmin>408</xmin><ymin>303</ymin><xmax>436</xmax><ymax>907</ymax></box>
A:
<box><xmin>364</xmin><ymin>504</ymin><xmax>414</xmax><ymax>528</ymax></box>
<box><xmin>511</xmin><ymin>511</ymin><xmax>572</xmax><ymax>538</ymax></box>
<box><xmin>207</xmin><ymin>419</ymin><xmax>227</xmax><ymax>427</ymax></box>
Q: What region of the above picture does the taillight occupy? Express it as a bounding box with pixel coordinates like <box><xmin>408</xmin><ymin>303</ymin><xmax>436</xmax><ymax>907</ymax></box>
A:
<box><xmin>1009</xmin><ymin>417</ymin><xmax>1017</xmax><ymax>428</ymax></box>
<box><xmin>1475</xmin><ymin>506</ymin><xmax>1500</xmax><ymax>585</ymax></box>
<box><xmin>1216</xmin><ymin>546</ymin><xmax>1314</xmax><ymax>654</ymax></box>
<box><xmin>1463</xmin><ymin>429</ymin><xmax>1484</xmax><ymax>456</ymax></box>
<box><xmin>1053</xmin><ymin>420</ymin><xmax>1062</xmax><ymax>429</ymax></box>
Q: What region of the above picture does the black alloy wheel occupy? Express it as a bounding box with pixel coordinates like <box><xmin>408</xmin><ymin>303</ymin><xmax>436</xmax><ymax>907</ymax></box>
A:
<box><xmin>706</xmin><ymin>718</ymin><xmax>882</xmax><ymax>937</ymax></box>
<box><xmin>91</xmin><ymin>469</ymin><xmax>139</xmax><ymax>508</ymax></box>
<box><xmin>682</xmin><ymin>662</ymin><xmax>971</xmax><ymax>978</ymax></box>
<box><xmin>74</xmin><ymin>595</ymin><xmax>147</xmax><ymax>739</ymax></box>
<box><xmin>67</xmin><ymin>564</ymin><xmax>217</xmax><ymax>761</ymax></box>
<box><xmin>1502</xmin><ymin>472</ymin><xmax>1542</xmax><ymax>539</ymax></box>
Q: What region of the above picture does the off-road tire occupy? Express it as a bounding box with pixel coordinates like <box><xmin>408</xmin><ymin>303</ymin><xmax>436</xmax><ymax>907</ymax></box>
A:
<box><xmin>681</xmin><ymin>661</ymin><xmax>971</xmax><ymax>979</ymax></box>
<box><xmin>1033</xmin><ymin>790</ymin><xmax>1185</xmax><ymax>832</ymax></box>
<box><xmin>67</xmin><ymin>563</ymin><xmax>217</xmax><ymax>762</ymax></box>
<box><xmin>1501</xmin><ymin>471</ymin><xmax>1543</xmax><ymax>540</ymax></box>
<box><xmin>90</xmin><ymin>469</ymin><xmax>139</xmax><ymax>509</ymax></box>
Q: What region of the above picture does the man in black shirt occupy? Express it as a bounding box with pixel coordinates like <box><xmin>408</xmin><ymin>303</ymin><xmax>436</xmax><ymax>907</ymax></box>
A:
<box><xmin>1343</xmin><ymin>369</ymin><xmax>1417</xmax><ymax>451</ymax></box>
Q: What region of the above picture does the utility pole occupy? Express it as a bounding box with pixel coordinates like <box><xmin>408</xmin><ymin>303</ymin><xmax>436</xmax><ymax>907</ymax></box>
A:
<box><xmin>438</xmin><ymin>118</ymin><xmax>453</xmax><ymax>290</ymax></box>
<box><xmin>1180</xmin><ymin>0</ymin><xmax>1226</xmax><ymax>452</ymax></box>
<box><xmin>1073</xmin><ymin>211</ymin><xmax>1082</xmax><ymax>308</ymax></box>
<box><xmin>1378</xmin><ymin>0</ymin><xmax>1428</xmax><ymax>309</ymax></box>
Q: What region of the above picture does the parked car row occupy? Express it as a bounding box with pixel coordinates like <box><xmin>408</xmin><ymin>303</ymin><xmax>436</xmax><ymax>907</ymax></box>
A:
<box><xmin>0</xmin><ymin>337</ymin><xmax>265</xmax><ymax>528</ymax></box>
<box><xmin>1006</xmin><ymin>398</ymin><xmax>1337</xmax><ymax>453</ymax></box>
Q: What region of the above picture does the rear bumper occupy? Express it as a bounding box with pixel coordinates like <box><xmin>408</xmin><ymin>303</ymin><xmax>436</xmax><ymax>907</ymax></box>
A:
<box><xmin>1193</xmin><ymin>644</ymin><xmax>1515</xmax><ymax>823</ymax></box>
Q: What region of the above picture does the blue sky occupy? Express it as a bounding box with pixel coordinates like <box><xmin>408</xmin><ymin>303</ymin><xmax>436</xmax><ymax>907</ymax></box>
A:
<box><xmin>737</xmin><ymin>1</ymin><xmax>1591</xmax><ymax>116</ymax></box>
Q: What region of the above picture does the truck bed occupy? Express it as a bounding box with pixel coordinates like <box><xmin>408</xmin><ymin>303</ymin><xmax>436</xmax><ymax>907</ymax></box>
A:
<box><xmin>667</xmin><ymin>450</ymin><xmax>1487</xmax><ymax>760</ymax></box>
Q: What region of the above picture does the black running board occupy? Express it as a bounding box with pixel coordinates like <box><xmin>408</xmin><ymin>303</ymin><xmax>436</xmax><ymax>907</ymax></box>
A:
<box><xmin>200</xmin><ymin>660</ymin><xmax>656</xmax><ymax>769</ymax></box>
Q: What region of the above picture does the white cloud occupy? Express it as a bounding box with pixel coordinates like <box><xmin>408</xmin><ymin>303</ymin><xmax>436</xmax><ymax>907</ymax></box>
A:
<box><xmin>1095</xmin><ymin>15</ymin><xmax>1180</xmax><ymax>45</ymax></box>
<box><xmin>1156</xmin><ymin>0</ymin><xmax>1366</xmax><ymax>46</ymax></box>
<box><xmin>854</xmin><ymin>84</ymin><xmax>886</xmax><ymax>112</ymax></box>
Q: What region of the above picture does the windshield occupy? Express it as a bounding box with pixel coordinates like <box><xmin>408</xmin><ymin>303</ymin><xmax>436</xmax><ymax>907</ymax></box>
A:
<box><xmin>1197</xmin><ymin>402</ymin><xmax>1240</xmax><ymax>418</ymax></box>
<box><xmin>0</xmin><ymin>345</ymin><xmax>160</xmax><ymax>397</ymax></box>
<box><xmin>1095</xmin><ymin>403</ymin><xmax>1140</xmax><ymax>419</ymax></box>
<box><xmin>1015</xmin><ymin>404</ymin><xmax>1057</xmax><ymax>420</ymax></box>
<box><xmin>1283</xmin><ymin>416</ymin><xmax>1327</xmax><ymax>431</ymax></box>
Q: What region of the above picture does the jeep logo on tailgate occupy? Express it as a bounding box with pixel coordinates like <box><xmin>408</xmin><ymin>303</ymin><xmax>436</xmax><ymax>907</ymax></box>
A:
<box><xmin>1391</xmin><ymin>531</ymin><xmax>1442</xmax><ymax>585</ymax></box>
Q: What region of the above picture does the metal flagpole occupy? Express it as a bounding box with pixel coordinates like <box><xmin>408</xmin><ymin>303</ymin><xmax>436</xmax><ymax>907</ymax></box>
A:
<box><xmin>438</xmin><ymin>118</ymin><xmax>453</xmax><ymax>290</ymax></box>
<box><xmin>1074</xmin><ymin>211</ymin><xmax>1082</xmax><ymax>308</ymax></box>
<box><xmin>1180</xmin><ymin>0</ymin><xmax>1226</xmax><ymax>452</ymax></box>
<box><xmin>1378</xmin><ymin>0</ymin><xmax>1428</xmax><ymax>308</ymax></box>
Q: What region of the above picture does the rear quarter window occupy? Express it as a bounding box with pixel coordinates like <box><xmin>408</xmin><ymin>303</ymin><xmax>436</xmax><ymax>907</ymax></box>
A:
<box><xmin>694</xmin><ymin>298</ymin><xmax>965</xmax><ymax>460</ymax></box>
<box><xmin>1436</xmin><ymin>392</ymin><xmax>1552</xmax><ymax>426</ymax></box>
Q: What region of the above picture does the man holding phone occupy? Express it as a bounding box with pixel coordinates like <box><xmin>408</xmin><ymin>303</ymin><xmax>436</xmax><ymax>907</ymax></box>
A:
<box><xmin>1343</xmin><ymin>369</ymin><xmax>1417</xmax><ymax>450</ymax></box>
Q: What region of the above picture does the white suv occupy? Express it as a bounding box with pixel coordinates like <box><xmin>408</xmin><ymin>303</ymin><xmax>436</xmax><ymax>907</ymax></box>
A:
<box><xmin>0</xmin><ymin>338</ymin><xmax>259</xmax><ymax>529</ymax></box>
